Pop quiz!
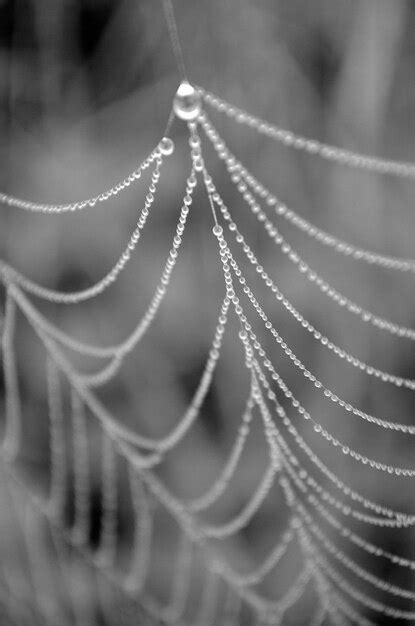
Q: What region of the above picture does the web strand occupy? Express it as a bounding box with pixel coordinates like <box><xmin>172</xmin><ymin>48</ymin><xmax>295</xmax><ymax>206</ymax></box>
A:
<box><xmin>199</xmin><ymin>86</ymin><xmax>415</xmax><ymax>179</ymax></box>
<box><xmin>3</xmin><ymin>79</ymin><xmax>415</xmax><ymax>625</ymax></box>
<box><xmin>161</xmin><ymin>0</ymin><xmax>187</xmax><ymax>81</ymax></box>
<box><xmin>1</xmin><ymin>291</ymin><xmax>21</xmax><ymax>460</ymax></box>
<box><xmin>0</xmin><ymin>148</ymin><xmax>161</xmax><ymax>214</ymax></box>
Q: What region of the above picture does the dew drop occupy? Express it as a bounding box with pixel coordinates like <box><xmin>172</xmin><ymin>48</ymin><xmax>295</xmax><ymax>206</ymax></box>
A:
<box><xmin>173</xmin><ymin>81</ymin><xmax>202</xmax><ymax>121</ymax></box>
<box><xmin>159</xmin><ymin>137</ymin><xmax>174</xmax><ymax>156</ymax></box>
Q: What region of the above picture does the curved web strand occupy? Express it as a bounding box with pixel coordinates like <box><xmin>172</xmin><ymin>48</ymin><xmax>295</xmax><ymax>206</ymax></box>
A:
<box><xmin>95</xmin><ymin>295</ymin><xmax>229</xmax><ymax>456</ymax></box>
<box><xmin>272</xmin><ymin>567</ymin><xmax>312</xmax><ymax>619</ymax></box>
<box><xmin>229</xmin><ymin>372</ymin><xmax>306</xmax><ymax>588</ymax></box>
<box><xmin>276</xmin><ymin>403</ymin><xmax>415</xmax><ymax>544</ymax></box>
<box><xmin>199</xmin><ymin>460</ymin><xmax>277</xmax><ymax>540</ymax></box>
<box><xmin>1</xmin><ymin>443</ymin><xmax>191</xmax><ymax>624</ymax></box>
<box><xmin>320</xmin><ymin>505</ymin><xmax>415</xmax><ymax>570</ymax></box>
<box><xmin>10</xmin><ymin>285</ymin><xmax>228</xmax><ymax>460</ymax></box>
<box><xmin>226</xmin><ymin>247</ymin><xmax>415</xmax><ymax>446</ymax></box>
<box><xmin>284</xmin><ymin>428</ymin><xmax>415</xmax><ymax>541</ymax></box>
<box><xmin>78</xmin><ymin>356</ymin><xmax>124</xmax><ymax>389</ymax></box>
<box><xmin>119</xmin><ymin>442</ymin><xmax>290</xmax><ymax>619</ymax></box>
<box><xmin>311</xmin><ymin>481</ymin><xmax>409</xmax><ymax>528</ymax></box>
<box><xmin>283</xmin><ymin>492</ymin><xmax>348</xmax><ymax>626</ymax></box>
<box><xmin>0</xmin><ymin>159</ymin><xmax>163</xmax><ymax>304</ymax></box>
<box><xmin>1</xmin><ymin>291</ymin><xmax>21</xmax><ymax>460</ymax></box>
<box><xmin>41</xmin><ymin>326</ymin><xmax>168</xmax><ymax>458</ymax></box>
<box><xmin>297</xmin><ymin>500</ymin><xmax>415</xmax><ymax>602</ymax></box>
<box><xmin>236</xmin><ymin>306</ymin><xmax>415</xmax><ymax>521</ymax></box>
<box><xmin>204</xmin><ymin>162</ymin><xmax>415</xmax><ymax>431</ymax></box>
<box><xmin>303</xmin><ymin>485</ymin><xmax>415</xmax><ymax>571</ymax></box>
<box><xmin>186</xmin><ymin>388</ymin><xmax>255</xmax><ymax>512</ymax></box>
<box><xmin>229</xmin><ymin>522</ymin><xmax>295</xmax><ymax>588</ymax></box>
<box><xmin>202</xmin><ymin>121</ymin><xmax>415</xmax><ymax>342</ymax></box>
<box><xmin>274</xmin><ymin>419</ymin><xmax>414</xmax><ymax>530</ymax></box>
<box><xmin>295</xmin><ymin>487</ymin><xmax>413</xmax><ymax>622</ymax></box>
<box><xmin>309</xmin><ymin>540</ymin><xmax>415</xmax><ymax>621</ymax></box>
<box><xmin>218</xmin><ymin>168</ymin><xmax>415</xmax><ymax>486</ymax></box>
<box><xmin>331</xmin><ymin>592</ymin><xmax>376</xmax><ymax>626</ymax></box>
<box><xmin>264</xmin><ymin>277</ymin><xmax>412</xmax><ymax>432</ymax></box>
<box><xmin>248</xmin><ymin>329</ymin><xmax>415</xmax><ymax>477</ymax></box>
<box><xmin>253</xmin><ymin>341</ymin><xmax>415</xmax><ymax>497</ymax></box>
<box><xmin>235</xmin><ymin>189</ymin><xmax>415</xmax><ymax>341</ymax></box>
<box><xmin>284</xmin><ymin>458</ymin><xmax>415</xmax><ymax>603</ymax></box>
<box><xmin>212</xmin><ymin>179</ymin><xmax>415</xmax><ymax>392</ymax></box>
<box><xmin>5</xmin><ymin>105</ymin><xmax>415</xmax><ymax>622</ymax></box>
<box><xmin>72</xmin><ymin>471</ymin><xmax>168</xmax><ymax>623</ymax></box>
<box><xmin>7</xmin><ymin>170</ymin><xmax>196</xmax><ymax>360</ymax></box>
<box><xmin>203</xmin><ymin>115</ymin><xmax>415</xmax><ymax>273</ymax></box>
<box><xmin>193</xmin><ymin>326</ymin><xmax>280</xmax><ymax>542</ymax></box>
<box><xmin>255</xmin><ymin>564</ymin><xmax>311</xmax><ymax>624</ymax></box>
<box><xmin>213</xmin><ymin>225</ymin><xmax>415</xmax><ymax>476</ymax></box>
<box><xmin>2</xmin><ymin>436</ymin><xmax>281</xmax><ymax>624</ymax></box>
<box><xmin>0</xmin><ymin>141</ymin><xmax>164</xmax><ymax>214</ymax></box>
<box><xmin>284</xmin><ymin>424</ymin><xmax>412</xmax><ymax>597</ymax></box>
<box><xmin>254</xmin><ymin>369</ymin><xmax>415</xmax><ymax>572</ymax></box>
<box><xmin>126</xmin><ymin>295</ymin><xmax>229</xmax><ymax>455</ymax></box>
<box><xmin>189</xmin><ymin>253</ymin><xmax>305</xmax><ymax>602</ymax></box>
<box><xmin>251</xmin><ymin>352</ymin><xmax>415</xmax><ymax>523</ymax></box>
<box><xmin>198</xmin><ymin>86</ymin><xmax>415</xmax><ymax>179</ymax></box>
<box><xmin>66</xmin><ymin>294</ymin><xmax>229</xmax><ymax>461</ymax></box>
<box><xmin>250</xmin><ymin>488</ymin><xmax>312</xmax><ymax>624</ymax></box>
<box><xmin>212</xmin><ymin>220</ymin><xmax>415</xmax><ymax>518</ymax></box>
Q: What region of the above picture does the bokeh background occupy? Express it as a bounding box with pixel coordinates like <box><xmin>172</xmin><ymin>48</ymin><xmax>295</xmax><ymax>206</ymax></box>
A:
<box><xmin>1</xmin><ymin>0</ymin><xmax>415</xmax><ymax>624</ymax></box>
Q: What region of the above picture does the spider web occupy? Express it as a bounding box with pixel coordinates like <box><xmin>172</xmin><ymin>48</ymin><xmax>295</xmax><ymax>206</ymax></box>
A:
<box><xmin>2</xmin><ymin>68</ymin><xmax>415</xmax><ymax>625</ymax></box>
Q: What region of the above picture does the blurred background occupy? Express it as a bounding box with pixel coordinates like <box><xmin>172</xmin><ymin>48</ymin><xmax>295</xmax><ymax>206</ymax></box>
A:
<box><xmin>1</xmin><ymin>0</ymin><xmax>415</xmax><ymax>624</ymax></box>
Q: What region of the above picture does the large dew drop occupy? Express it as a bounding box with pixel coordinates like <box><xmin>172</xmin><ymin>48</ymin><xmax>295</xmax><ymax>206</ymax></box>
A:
<box><xmin>158</xmin><ymin>137</ymin><xmax>175</xmax><ymax>156</ymax></box>
<box><xmin>173</xmin><ymin>81</ymin><xmax>202</xmax><ymax>121</ymax></box>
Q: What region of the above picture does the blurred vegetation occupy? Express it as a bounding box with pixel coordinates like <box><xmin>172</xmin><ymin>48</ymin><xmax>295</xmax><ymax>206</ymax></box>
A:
<box><xmin>1</xmin><ymin>1</ymin><xmax>415</xmax><ymax>624</ymax></box>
